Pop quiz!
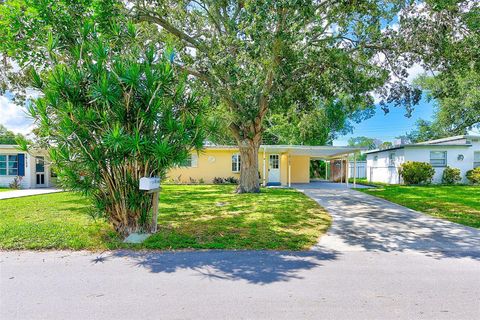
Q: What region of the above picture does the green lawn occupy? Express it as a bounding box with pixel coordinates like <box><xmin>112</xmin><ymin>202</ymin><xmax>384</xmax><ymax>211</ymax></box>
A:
<box><xmin>0</xmin><ymin>185</ymin><xmax>331</xmax><ymax>250</ymax></box>
<box><xmin>0</xmin><ymin>187</ymin><xmax>12</xmax><ymax>192</ymax></box>
<box><xmin>358</xmin><ymin>185</ymin><xmax>480</xmax><ymax>228</ymax></box>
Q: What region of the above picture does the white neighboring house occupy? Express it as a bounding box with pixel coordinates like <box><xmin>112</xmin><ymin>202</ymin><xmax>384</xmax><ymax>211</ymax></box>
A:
<box><xmin>365</xmin><ymin>135</ymin><xmax>480</xmax><ymax>184</ymax></box>
<box><xmin>0</xmin><ymin>145</ymin><xmax>53</xmax><ymax>189</ymax></box>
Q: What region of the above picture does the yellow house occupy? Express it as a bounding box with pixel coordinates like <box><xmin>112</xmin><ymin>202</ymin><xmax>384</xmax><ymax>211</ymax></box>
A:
<box><xmin>167</xmin><ymin>145</ymin><xmax>363</xmax><ymax>186</ymax></box>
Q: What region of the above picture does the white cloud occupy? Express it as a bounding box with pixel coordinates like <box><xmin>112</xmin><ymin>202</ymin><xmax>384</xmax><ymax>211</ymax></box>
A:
<box><xmin>0</xmin><ymin>96</ymin><xmax>34</xmax><ymax>135</ymax></box>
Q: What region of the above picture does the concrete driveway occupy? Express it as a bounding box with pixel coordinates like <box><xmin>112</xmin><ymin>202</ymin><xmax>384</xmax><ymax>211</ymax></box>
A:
<box><xmin>1</xmin><ymin>183</ymin><xmax>480</xmax><ymax>319</ymax></box>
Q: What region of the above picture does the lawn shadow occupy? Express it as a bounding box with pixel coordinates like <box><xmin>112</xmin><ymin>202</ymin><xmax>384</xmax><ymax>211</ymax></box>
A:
<box><xmin>298</xmin><ymin>184</ymin><xmax>480</xmax><ymax>261</ymax></box>
<box><xmin>108</xmin><ymin>249</ymin><xmax>339</xmax><ymax>285</ymax></box>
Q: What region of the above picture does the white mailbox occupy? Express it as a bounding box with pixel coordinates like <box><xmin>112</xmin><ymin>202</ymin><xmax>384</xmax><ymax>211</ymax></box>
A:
<box><xmin>139</xmin><ymin>177</ymin><xmax>161</xmax><ymax>191</ymax></box>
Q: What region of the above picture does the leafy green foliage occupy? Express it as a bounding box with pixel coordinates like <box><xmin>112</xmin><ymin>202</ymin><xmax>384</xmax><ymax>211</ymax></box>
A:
<box><xmin>441</xmin><ymin>166</ymin><xmax>461</xmax><ymax>185</ymax></box>
<box><xmin>400</xmin><ymin>1</ymin><xmax>480</xmax><ymax>134</ymax></box>
<box><xmin>466</xmin><ymin>168</ymin><xmax>480</xmax><ymax>185</ymax></box>
<box><xmin>134</xmin><ymin>0</ymin><xmax>422</xmax><ymax>192</ymax></box>
<box><xmin>399</xmin><ymin>161</ymin><xmax>435</xmax><ymax>185</ymax></box>
<box><xmin>0</xmin><ymin>124</ymin><xmax>26</xmax><ymax>144</ymax></box>
<box><xmin>26</xmin><ymin>22</ymin><xmax>205</xmax><ymax>235</ymax></box>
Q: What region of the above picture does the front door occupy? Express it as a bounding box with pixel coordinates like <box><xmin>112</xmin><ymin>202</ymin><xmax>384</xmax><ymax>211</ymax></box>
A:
<box><xmin>268</xmin><ymin>154</ymin><xmax>280</xmax><ymax>183</ymax></box>
<box><xmin>35</xmin><ymin>156</ymin><xmax>46</xmax><ymax>187</ymax></box>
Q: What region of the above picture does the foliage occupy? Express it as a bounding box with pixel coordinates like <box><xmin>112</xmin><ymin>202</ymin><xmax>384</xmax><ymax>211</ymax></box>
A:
<box><xmin>359</xmin><ymin>185</ymin><xmax>480</xmax><ymax>228</ymax></box>
<box><xmin>466</xmin><ymin>168</ymin><xmax>480</xmax><ymax>185</ymax></box>
<box><xmin>400</xmin><ymin>1</ymin><xmax>480</xmax><ymax>134</ymax></box>
<box><xmin>25</xmin><ymin>22</ymin><xmax>204</xmax><ymax>236</ymax></box>
<box><xmin>213</xmin><ymin>176</ymin><xmax>239</xmax><ymax>185</ymax></box>
<box><xmin>0</xmin><ymin>185</ymin><xmax>331</xmax><ymax>250</ymax></box>
<box><xmin>441</xmin><ymin>166</ymin><xmax>461</xmax><ymax>185</ymax></box>
<box><xmin>398</xmin><ymin>161</ymin><xmax>435</xmax><ymax>185</ymax></box>
<box><xmin>348</xmin><ymin>136</ymin><xmax>384</xmax><ymax>160</ymax></box>
<box><xmin>133</xmin><ymin>1</ymin><xmax>422</xmax><ymax>193</ymax></box>
<box><xmin>310</xmin><ymin>160</ymin><xmax>326</xmax><ymax>179</ymax></box>
<box><xmin>0</xmin><ymin>125</ymin><xmax>26</xmax><ymax>145</ymax></box>
<box><xmin>8</xmin><ymin>176</ymin><xmax>22</xmax><ymax>189</ymax></box>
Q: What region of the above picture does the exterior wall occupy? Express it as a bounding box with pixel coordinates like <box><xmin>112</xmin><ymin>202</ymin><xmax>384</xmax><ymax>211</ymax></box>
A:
<box><xmin>290</xmin><ymin>156</ymin><xmax>310</xmax><ymax>183</ymax></box>
<box><xmin>166</xmin><ymin>148</ymin><xmax>310</xmax><ymax>185</ymax></box>
<box><xmin>0</xmin><ymin>147</ymin><xmax>52</xmax><ymax>189</ymax></box>
<box><xmin>404</xmin><ymin>145</ymin><xmax>475</xmax><ymax>184</ymax></box>
<box><xmin>366</xmin><ymin>149</ymin><xmax>404</xmax><ymax>184</ymax></box>
<box><xmin>367</xmin><ymin>139</ymin><xmax>480</xmax><ymax>184</ymax></box>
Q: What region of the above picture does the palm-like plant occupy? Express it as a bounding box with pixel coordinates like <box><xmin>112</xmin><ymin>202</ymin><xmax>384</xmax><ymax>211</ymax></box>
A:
<box><xmin>27</xmin><ymin>22</ymin><xmax>205</xmax><ymax>236</ymax></box>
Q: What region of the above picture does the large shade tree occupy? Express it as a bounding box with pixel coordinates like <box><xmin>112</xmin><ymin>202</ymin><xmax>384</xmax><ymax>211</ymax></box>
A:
<box><xmin>398</xmin><ymin>1</ymin><xmax>480</xmax><ymax>134</ymax></box>
<box><xmin>133</xmin><ymin>0</ymin><xmax>421</xmax><ymax>193</ymax></box>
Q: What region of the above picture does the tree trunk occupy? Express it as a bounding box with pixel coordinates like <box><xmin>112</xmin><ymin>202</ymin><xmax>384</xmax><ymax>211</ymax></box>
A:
<box><xmin>236</xmin><ymin>138</ymin><xmax>261</xmax><ymax>193</ymax></box>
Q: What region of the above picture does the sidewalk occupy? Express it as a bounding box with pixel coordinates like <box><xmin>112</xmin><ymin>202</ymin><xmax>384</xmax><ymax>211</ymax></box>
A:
<box><xmin>0</xmin><ymin>188</ymin><xmax>62</xmax><ymax>200</ymax></box>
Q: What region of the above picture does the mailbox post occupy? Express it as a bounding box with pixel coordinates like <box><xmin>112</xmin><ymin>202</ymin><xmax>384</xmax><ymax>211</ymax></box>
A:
<box><xmin>139</xmin><ymin>177</ymin><xmax>161</xmax><ymax>233</ymax></box>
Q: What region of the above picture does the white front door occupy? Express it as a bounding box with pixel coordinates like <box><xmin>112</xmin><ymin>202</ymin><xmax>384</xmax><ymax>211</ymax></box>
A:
<box><xmin>268</xmin><ymin>154</ymin><xmax>280</xmax><ymax>183</ymax></box>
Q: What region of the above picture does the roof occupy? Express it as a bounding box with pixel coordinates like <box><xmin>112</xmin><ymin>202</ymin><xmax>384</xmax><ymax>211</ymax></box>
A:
<box><xmin>205</xmin><ymin>145</ymin><xmax>365</xmax><ymax>159</ymax></box>
<box><xmin>365</xmin><ymin>135</ymin><xmax>479</xmax><ymax>155</ymax></box>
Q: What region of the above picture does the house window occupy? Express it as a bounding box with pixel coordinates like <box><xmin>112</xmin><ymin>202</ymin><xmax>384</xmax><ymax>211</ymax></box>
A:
<box><xmin>430</xmin><ymin>151</ymin><xmax>447</xmax><ymax>167</ymax></box>
<box><xmin>0</xmin><ymin>155</ymin><xmax>18</xmax><ymax>176</ymax></box>
<box><xmin>180</xmin><ymin>154</ymin><xmax>198</xmax><ymax>168</ymax></box>
<box><xmin>232</xmin><ymin>154</ymin><xmax>241</xmax><ymax>172</ymax></box>
<box><xmin>388</xmin><ymin>153</ymin><xmax>395</xmax><ymax>167</ymax></box>
<box><xmin>474</xmin><ymin>152</ymin><xmax>480</xmax><ymax>168</ymax></box>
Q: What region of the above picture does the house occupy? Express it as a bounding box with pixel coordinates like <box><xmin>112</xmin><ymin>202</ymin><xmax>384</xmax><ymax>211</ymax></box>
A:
<box><xmin>365</xmin><ymin>135</ymin><xmax>480</xmax><ymax>184</ymax></box>
<box><xmin>167</xmin><ymin>145</ymin><xmax>363</xmax><ymax>186</ymax></box>
<box><xmin>0</xmin><ymin>145</ymin><xmax>53</xmax><ymax>189</ymax></box>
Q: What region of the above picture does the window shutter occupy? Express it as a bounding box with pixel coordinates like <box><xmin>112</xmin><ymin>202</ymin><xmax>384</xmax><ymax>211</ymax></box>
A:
<box><xmin>17</xmin><ymin>154</ymin><xmax>25</xmax><ymax>177</ymax></box>
<box><xmin>191</xmin><ymin>154</ymin><xmax>198</xmax><ymax>168</ymax></box>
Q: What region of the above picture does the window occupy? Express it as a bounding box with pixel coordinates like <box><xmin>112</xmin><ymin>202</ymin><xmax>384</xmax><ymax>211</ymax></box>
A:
<box><xmin>269</xmin><ymin>154</ymin><xmax>279</xmax><ymax>169</ymax></box>
<box><xmin>232</xmin><ymin>154</ymin><xmax>241</xmax><ymax>172</ymax></box>
<box><xmin>430</xmin><ymin>151</ymin><xmax>447</xmax><ymax>167</ymax></box>
<box><xmin>35</xmin><ymin>156</ymin><xmax>45</xmax><ymax>173</ymax></box>
<box><xmin>389</xmin><ymin>153</ymin><xmax>396</xmax><ymax>167</ymax></box>
<box><xmin>181</xmin><ymin>154</ymin><xmax>198</xmax><ymax>168</ymax></box>
<box><xmin>0</xmin><ymin>155</ymin><xmax>18</xmax><ymax>176</ymax></box>
<box><xmin>474</xmin><ymin>152</ymin><xmax>480</xmax><ymax>168</ymax></box>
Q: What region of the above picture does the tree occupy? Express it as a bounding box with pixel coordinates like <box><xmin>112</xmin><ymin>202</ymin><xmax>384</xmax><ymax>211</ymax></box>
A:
<box><xmin>22</xmin><ymin>20</ymin><xmax>204</xmax><ymax>236</ymax></box>
<box><xmin>398</xmin><ymin>1</ymin><xmax>480</xmax><ymax>133</ymax></box>
<box><xmin>400</xmin><ymin>119</ymin><xmax>458</xmax><ymax>143</ymax></box>
<box><xmin>0</xmin><ymin>124</ymin><xmax>25</xmax><ymax>144</ymax></box>
<box><xmin>348</xmin><ymin>136</ymin><xmax>383</xmax><ymax>160</ymax></box>
<box><xmin>133</xmin><ymin>1</ymin><xmax>421</xmax><ymax>193</ymax></box>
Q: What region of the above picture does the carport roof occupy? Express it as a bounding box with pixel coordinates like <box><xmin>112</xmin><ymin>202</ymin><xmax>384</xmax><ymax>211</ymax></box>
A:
<box><xmin>205</xmin><ymin>145</ymin><xmax>364</xmax><ymax>160</ymax></box>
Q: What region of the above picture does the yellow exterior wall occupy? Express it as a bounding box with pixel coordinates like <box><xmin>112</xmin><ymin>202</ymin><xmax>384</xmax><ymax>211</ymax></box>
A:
<box><xmin>290</xmin><ymin>155</ymin><xmax>311</xmax><ymax>183</ymax></box>
<box><xmin>166</xmin><ymin>148</ymin><xmax>311</xmax><ymax>185</ymax></box>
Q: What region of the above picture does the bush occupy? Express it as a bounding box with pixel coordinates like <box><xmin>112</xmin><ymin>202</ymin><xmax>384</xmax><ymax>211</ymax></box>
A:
<box><xmin>466</xmin><ymin>167</ymin><xmax>480</xmax><ymax>185</ymax></box>
<box><xmin>9</xmin><ymin>176</ymin><xmax>22</xmax><ymax>189</ymax></box>
<box><xmin>399</xmin><ymin>161</ymin><xmax>435</xmax><ymax>185</ymax></box>
<box><xmin>441</xmin><ymin>166</ymin><xmax>461</xmax><ymax>185</ymax></box>
<box><xmin>213</xmin><ymin>177</ymin><xmax>239</xmax><ymax>185</ymax></box>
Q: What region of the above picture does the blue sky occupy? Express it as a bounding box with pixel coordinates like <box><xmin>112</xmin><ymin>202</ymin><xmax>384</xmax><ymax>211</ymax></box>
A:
<box><xmin>333</xmin><ymin>98</ymin><xmax>435</xmax><ymax>146</ymax></box>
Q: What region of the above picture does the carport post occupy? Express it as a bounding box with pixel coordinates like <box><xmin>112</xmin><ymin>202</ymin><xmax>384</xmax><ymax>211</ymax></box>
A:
<box><xmin>353</xmin><ymin>153</ymin><xmax>357</xmax><ymax>188</ymax></box>
<box><xmin>346</xmin><ymin>157</ymin><xmax>349</xmax><ymax>187</ymax></box>
<box><xmin>325</xmin><ymin>160</ymin><xmax>328</xmax><ymax>181</ymax></box>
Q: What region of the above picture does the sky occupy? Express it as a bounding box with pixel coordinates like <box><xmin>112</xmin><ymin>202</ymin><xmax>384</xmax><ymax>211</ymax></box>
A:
<box><xmin>333</xmin><ymin>98</ymin><xmax>435</xmax><ymax>146</ymax></box>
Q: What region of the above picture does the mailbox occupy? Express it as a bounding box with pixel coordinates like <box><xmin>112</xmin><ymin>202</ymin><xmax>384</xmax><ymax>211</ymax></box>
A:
<box><xmin>139</xmin><ymin>177</ymin><xmax>161</xmax><ymax>191</ymax></box>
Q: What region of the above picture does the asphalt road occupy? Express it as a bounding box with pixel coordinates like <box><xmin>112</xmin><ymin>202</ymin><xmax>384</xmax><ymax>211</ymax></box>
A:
<box><xmin>1</xmin><ymin>183</ymin><xmax>479</xmax><ymax>319</ymax></box>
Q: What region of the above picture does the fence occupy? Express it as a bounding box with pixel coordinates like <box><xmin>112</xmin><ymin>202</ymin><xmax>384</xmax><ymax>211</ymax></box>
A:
<box><xmin>348</xmin><ymin>161</ymin><xmax>367</xmax><ymax>179</ymax></box>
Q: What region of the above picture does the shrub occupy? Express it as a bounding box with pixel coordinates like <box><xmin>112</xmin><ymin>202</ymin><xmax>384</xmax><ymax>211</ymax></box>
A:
<box><xmin>213</xmin><ymin>177</ymin><xmax>225</xmax><ymax>184</ymax></box>
<box><xmin>9</xmin><ymin>176</ymin><xmax>23</xmax><ymax>189</ymax></box>
<box><xmin>398</xmin><ymin>161</ymin><xmax>435</xmax><ymax>185</ymax></box>
<box><xmin>441</xmin><ymin>166</ymin><xmax>462</xmax><ymax>185</ymax></box>
<box><xmin>466</xmin><ymin>167</ymin><xmax>480</xmax><ymax>185</ymax></box>
<box><xmin>213</xmin><ymin>177</ymin><xmax>239</xmax><ymax>184</ymax></box>
<box><xmin>199</xmin><ymin>178</ymin><xmax>205</xmax><ymax>184</ymax></box>
<box><xmin>225</xmin><ymin>176</ymin><xmax>239</xmax><ymax>184</ymax></box>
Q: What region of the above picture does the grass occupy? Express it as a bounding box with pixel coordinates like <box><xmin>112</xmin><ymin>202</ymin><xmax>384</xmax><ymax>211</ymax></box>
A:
<box><xmin>0</xmin><ymin>187</ymin><xmax>12</xmax><ymax>192</ymax></box>
<box><xmin>358</xmin><ymin>185</ymin><xmax>480</xmax><ymax>228</ymax></box>
<box><xmin>0</xmin><ymin>185</ymin><xmax>331</xmax><ymax>250</ymax></box>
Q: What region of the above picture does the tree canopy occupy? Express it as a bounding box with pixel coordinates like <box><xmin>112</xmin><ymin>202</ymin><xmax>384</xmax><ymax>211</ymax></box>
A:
<box><xmin>0</xmin><ymin>124</ymin><xmax>26</xmax><ymax>145</ymax></box>
<box><xmin>133</xmin><ymin>0</ymin><xmax>422</xmax><ymax>192</ymax></box>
